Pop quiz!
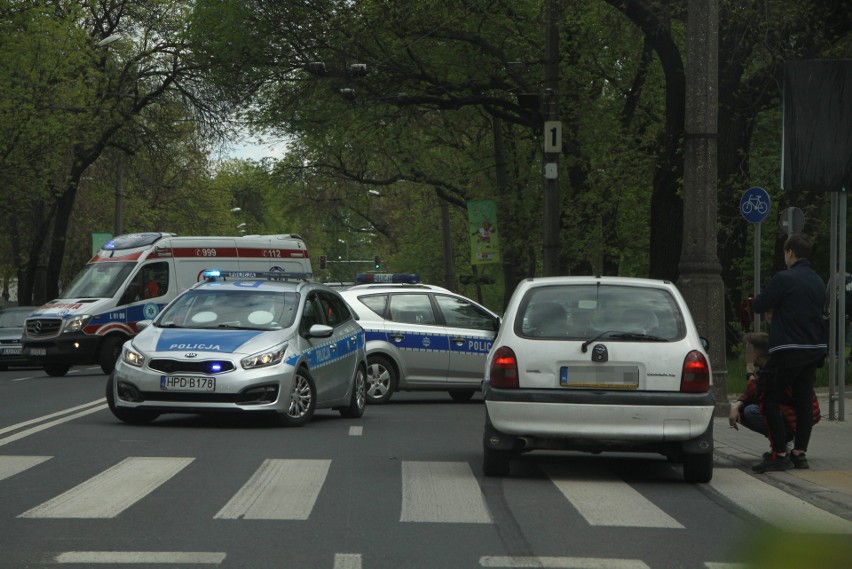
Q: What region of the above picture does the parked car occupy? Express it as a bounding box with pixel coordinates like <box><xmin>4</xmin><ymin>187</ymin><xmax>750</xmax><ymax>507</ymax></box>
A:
<box><xmin>107</xmin><ymin>271</ymin><xmax>366</xmax><ymax>427</ymax></box>
<box><xmin>482</xmin><ymin>276</ymin><xmax>714</xmax><ymax>482</ymax></box>
<box><xmin>0</xmin><ymin>306</ymin><xmax>39</xmax><ymax>370</ymax></box>
<box><xmin>339</xmin><ymin>279</ymin><xmax>500</xmax><ymax>403</ymax></box>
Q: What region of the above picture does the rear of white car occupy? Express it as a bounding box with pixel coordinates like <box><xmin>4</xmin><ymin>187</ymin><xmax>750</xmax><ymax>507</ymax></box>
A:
<box><xmin>482</xmin><ymin>276</ymin><xmax>714</xmax><ymax>482</ymax></box>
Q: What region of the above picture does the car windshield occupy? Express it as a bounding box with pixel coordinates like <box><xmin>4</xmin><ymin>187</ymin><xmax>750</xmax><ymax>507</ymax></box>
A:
<box><xmin>156</xmin><ymin>289</ymin><xmax>298</xmax><ymax>330</ymax></box>
<box><xmin>59</xmin><ymin>262</ymin><xmax>136</xmax><ymax>299</ymax></box>
<box><xmin>516</xmin><ymin>284</ymin><xmax>685</xmax><ymax>341</ymax></box>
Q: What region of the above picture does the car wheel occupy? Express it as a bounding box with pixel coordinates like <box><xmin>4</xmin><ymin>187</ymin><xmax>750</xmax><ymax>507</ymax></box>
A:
<box><xmin>99</xmin><ymin>335</ymin><xmax>126</xmax><ymax>375</ymax></box>
<box><xmin>105</xmin><ymin>373</ymin><xmax>159</xmax><ymax>425</ymax></box>
<box><xmin>449</xmin><ymin>390</ymin><xmax>475</xmax><ymax>402</ymax></box>
<box><xmin>44</xmin><ymin>362</ymin><xmax>71</xmax><ymax>377</ymax></box>
<box><xmin>339</xmin><ymin>365</ymin><xmax>366</xmax><ymax>418</ymax></box>
<box><xmin>365</xmin><ymin>355</ymin><xmax>397</xmax><ymax>404</ymax></box>
<box><xmin>483</xmin><ymin>445</ymin><xmax>511</xmax><ymax>477</ymax></box>
<box><xmin>278</xmin><ymin>367</ymin><xmax>317</xmax><ymax>427</ymax></box>
<box><xmin>682</xmin><ymin>452</ymin><xmax>713</xmax><ymax>483</ymax></box>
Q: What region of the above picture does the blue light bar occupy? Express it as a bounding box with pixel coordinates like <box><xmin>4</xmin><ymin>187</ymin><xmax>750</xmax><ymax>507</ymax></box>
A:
<box><xmin>203</xmin><ymin>270</ymin><xmax>312</xmax><ymax>282</ymax></box>
<box><xmin>354</xmin><ymin>273</ymin><xmax>420</xmax><ymax>285</ymax></box>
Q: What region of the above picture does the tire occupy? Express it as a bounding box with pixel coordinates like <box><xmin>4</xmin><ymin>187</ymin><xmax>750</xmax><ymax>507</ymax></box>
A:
<box><xmin>682</xmin><ymin>452</ymin><xmax>713</xmax><ymax>483</ymax></box>
<box><xmin>449</xmin><ymin>389</ymin><xmax>475</xmax><ymax>402</ymax></box>
<box><xmin>100</xmin><ymin>335</ymin><xmax>126</xmax><ymax>375</ymax></box>
<box><xmin>277</xmin><ymin>367</ymin><xmax>317</xmax><ymax>427</ymax></box>
<box><xmin>105</xmin><ymin>373</ymin><xmax>159</xmax><ymax>425</ymax></box>
<box><xmin>339</xmin><ymin>366</ymin><xmax>366</xmax><ymax>418</ymax></box>
<box><xmin>44</xmin><ymin>362</ymin><xmax>71</xmax><ymax>377</ymax></box>
<box><xmin>365</xmin><ymin>355</ymin><xmax>397</xmax><ymax>404</ymax></box>
<box><xmin>483</xmin><ymin>445</ymin><xmax>511</xmax><ymax>477</ymax></box>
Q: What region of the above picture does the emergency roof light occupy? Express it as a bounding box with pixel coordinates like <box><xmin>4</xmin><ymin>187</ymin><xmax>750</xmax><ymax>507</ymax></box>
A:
<box><xmin>202</xmin><ymin>270</ymin><xmax>313</xmax><ymax>282</ymax></box>
<box><xmin>354</xmin><ymin>273</ymin><xmax>420</xmax><ymax>285</ymax></box>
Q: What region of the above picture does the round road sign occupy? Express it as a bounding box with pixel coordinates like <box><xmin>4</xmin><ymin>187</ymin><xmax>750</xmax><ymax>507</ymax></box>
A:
<box><xmin>740</xmin><ymin>187</ymin><xmax>771</xmax><ymax>224</ymax></box>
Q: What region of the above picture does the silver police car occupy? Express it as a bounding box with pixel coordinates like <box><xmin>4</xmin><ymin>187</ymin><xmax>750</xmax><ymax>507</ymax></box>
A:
<box><xmin>107</xmin><ymin>271</ymin><xmax>367</xmax><ymax>426</ymax></box>
<box><xmin>339</xmin><ymin>275</ymin><xmax>500</xmax><ymax>404</ymax></box>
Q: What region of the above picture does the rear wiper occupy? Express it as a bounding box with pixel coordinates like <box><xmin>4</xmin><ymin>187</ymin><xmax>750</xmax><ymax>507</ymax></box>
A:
<box><xmin>581</xmin><ymin>330</ymin><xmax>666</xmax><ymax>352</ymax></box>
<box><xmin>608</xmin><ymin>332</ymin><xmax>667</xmax><ymax>342</ymax></box>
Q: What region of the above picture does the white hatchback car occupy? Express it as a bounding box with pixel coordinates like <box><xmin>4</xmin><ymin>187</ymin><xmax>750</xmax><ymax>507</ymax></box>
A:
<box><xmin>482</xmin><ymin>276</ymin><xmax>714</xmax><ymax>482</ymax></box>
<box><xmin>108</xmin><ymin>272</ymin><xmax>367</xmax><ymax>427</ymax></box>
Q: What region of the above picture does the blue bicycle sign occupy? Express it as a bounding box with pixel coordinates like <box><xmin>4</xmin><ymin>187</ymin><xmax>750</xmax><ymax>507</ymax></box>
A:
<box><xmin>740</xmin><ymin>187</ymin><xmax>770</xmax><ymax>223</ymax></box>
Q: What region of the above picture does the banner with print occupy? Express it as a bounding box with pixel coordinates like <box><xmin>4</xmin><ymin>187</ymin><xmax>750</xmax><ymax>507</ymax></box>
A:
<box><xmin>467</xmin><ymin>199</ymin><xmax>500</xmax><ymax>265</ymax></box>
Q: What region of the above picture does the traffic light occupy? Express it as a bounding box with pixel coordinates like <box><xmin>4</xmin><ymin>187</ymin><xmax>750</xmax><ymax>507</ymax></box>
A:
<box><xmin>319</xmin><ymin>255</ymin><xmax>327</xmax><ymax>270</ymax></box>
<box><xmin>373</xmin><ymin>255</ymin><xmax>381</xmax><ymax>270</ymax></box>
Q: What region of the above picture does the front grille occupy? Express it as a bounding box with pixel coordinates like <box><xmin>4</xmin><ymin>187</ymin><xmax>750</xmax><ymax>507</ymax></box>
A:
<box><xmin>25</xmin><ymin>319</ymin><xmax>62</xmax><ymax>339</ymax></box>
<box><xmin>139</xmin><ymin>391</ymin><xmax>244</xmax><ymax>403</ymax></box>
<box><xmin>148</xmin><ymin>359</ymin><xmax>236</xmax><ymax>374</ymax></box>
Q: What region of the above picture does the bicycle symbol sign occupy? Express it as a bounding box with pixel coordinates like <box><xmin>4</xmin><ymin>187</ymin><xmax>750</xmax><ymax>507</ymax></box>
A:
<box><xmin>740</xmin><ymin>187</ymin><xmax>770</xmax><ymax>223</ymax></box>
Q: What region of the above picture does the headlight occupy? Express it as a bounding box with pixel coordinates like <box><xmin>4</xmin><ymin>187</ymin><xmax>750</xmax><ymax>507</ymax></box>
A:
<box><xmin>241</xmin><ymin>345</ymin><xmax>285</xmax><ymax>370</ymax></box>
<box><xmin>63</xmin><ymin>315</ymin><xmax>92</xmax><ymax>334</ymax></box>
<box><xmin>123</xmin><ymin>345</ymin><xmax>145</xmax><ymax>367</ymax></box>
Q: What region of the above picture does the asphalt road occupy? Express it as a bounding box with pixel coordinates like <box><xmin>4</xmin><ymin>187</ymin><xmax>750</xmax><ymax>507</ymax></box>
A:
<box><xmin>1</xmin><ymin>365</ymin><xmax>850</xmax><ymax>569</ymax></box>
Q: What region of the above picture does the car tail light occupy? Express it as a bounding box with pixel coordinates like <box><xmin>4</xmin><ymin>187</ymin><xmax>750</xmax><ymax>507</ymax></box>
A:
<box><xmin>489</xmin><ymin>346</ymin><xmax>519</xmax><ymax>389</ymax></box>
<box><xmin>680</xmin><ymin>350</ymin><xmax>710</xmax><ymax>392</ymax></box>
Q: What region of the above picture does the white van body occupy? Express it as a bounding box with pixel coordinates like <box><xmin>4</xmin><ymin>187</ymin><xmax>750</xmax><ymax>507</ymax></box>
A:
<box><xmin>22</xmin><ymin>232</ymin><xmax>312</xmax><ymax>376</ymax></box>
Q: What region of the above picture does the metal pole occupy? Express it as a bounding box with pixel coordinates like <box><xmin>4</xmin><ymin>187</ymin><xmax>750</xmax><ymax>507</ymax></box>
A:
<box><xmin>440</xmin><ymin>200</ymin><xmax>454</xmax><ymax>290</ymax></box>
<box><xmin>839</xmin><ymin>189</ymin><xmax>846</xmax><ymax>420</ymax></box>
<box><xmin>829</xmin><ymin>192</ymin><xmax>837</xmax><ymax>420</ymax></box>
<box><xmin>753</xmin><ymin>222</ymin><xmax>761</xmax><ymax>332</ymax></box>
<box><xmin>114</xmin><ymin>152</ymin><xmax>126</xmax><ymax>236</ymax></box>
<box><xmin>541</xmin><ymin>0</ymin><xmax>560</xmax><ymax>276</ymax></box>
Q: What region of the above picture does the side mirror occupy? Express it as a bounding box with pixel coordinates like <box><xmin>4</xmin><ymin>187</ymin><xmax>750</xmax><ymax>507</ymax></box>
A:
<box><xmin>700</xmin><ymin>336</ymin><xmax>710</xmax><ymax>351</ymax></box>
<box><xmin>307</xmin><ymin>324</ymin><xmax>333</xmax><ymax>339</ymax></box>
<box><xmin>137</xmin><ymin>319</ymin><xmax>152</xmax><ymax>331</ymax></box>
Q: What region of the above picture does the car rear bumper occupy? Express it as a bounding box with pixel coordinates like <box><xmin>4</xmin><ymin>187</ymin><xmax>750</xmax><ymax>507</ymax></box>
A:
<box><xmin>484</xmin><ymin>386</ymin><xmax>714</xmax><ymax>443</ymax></box>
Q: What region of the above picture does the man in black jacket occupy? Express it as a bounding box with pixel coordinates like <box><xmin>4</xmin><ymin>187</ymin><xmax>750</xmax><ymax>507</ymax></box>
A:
<box><xmin>751</xmin><ymin>234</ymin><xmax>828</xmax><ymax>473</ymax></box>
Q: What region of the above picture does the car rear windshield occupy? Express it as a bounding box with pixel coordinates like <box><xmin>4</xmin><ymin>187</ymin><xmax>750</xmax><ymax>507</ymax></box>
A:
<box><xmin>516</xmin><ymin>284</ymin><xmax>685</xmax><ymax>341</ymax></box>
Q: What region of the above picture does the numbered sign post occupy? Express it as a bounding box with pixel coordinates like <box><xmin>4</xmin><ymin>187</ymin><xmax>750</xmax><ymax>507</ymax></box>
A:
<box><xmin>740</xmin><ymin>187</ymin><xmax>771</xmax><ymax>332</ymax></box>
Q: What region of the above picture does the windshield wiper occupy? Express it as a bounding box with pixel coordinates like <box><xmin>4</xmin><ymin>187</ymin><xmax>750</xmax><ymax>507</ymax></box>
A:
<box><xmin>608</xmin><ymin>332</ymin><xmax>667</xmax><ymax>342</ymax></box>
<box><xmin>581</xmin><ymin>330</ymin><xmax>666</xmax><ymax>352</ymax></box>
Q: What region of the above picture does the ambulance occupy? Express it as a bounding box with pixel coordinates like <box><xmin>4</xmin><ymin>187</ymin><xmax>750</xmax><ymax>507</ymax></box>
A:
<box><xmin>22</xmin><ymin>232</ymin><xmax>312</xmax><ymax>377</ymax></box>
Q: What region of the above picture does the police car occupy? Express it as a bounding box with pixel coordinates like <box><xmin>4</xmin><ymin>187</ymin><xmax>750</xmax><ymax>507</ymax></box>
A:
<box><xmin>339</xmin><ymin>274</ymin><xmax>500</xmax><ymax>404</ymax></box>
<box><xmin>107</xmin><ymin>271</ymin><xmax>367</xmax><ymax>427</ymax></box>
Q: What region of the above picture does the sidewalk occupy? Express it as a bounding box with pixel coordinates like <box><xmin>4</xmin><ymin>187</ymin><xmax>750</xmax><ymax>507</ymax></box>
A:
<box><xmin>714</xmin><ymin>387</ymin><xmax>852</xmax><ymax>521</ymax></box>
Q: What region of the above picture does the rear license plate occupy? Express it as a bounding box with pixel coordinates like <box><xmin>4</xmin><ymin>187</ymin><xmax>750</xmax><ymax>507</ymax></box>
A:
<box><xmin>560</xmin><ymin>365</ymin><xmax>639</xmax><ymax>389</ymax></box>
<box><xmin>160</xmin><ymin>376</ymin><xmax>216</xmax><ymax>392</ymax></box>
<box><xmin>1</xmin><ymin>347</ymin><xmax>22</xmax><ymax>355</ymax></box>
<box><xmin>29</xmin><ymin>348</ymin><xmax>46</xmax><ymax>356</ymax></box>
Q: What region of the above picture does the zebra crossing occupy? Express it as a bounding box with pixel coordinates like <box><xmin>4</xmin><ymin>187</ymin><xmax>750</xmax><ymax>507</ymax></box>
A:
<box><xmin>2</xmin><ymin>454</ymin><xmax>851</xmax><ymax>533</ymax></box>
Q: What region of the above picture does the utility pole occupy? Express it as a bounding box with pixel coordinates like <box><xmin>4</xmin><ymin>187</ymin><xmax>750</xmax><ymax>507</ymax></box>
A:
<box><xmin>541</xmin><ymin>0</ymin><xmax>561</xmax><ymax>276</ymax></box>
<box><xmin>678</xmin><ymin>0</ymin><xmax>728</xmax><ymax>416</ymax></box>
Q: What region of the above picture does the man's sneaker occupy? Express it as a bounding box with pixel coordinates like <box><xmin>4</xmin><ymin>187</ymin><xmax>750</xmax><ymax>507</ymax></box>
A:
<box><xmin>790</xmin><ymin>452</ymin><xmax>809</xmax><ymax>469</ymax></box>
<box><xmin>752</xmin><ymin>454</ymin><xmax>793</xmax><ymax>473</ymax></box>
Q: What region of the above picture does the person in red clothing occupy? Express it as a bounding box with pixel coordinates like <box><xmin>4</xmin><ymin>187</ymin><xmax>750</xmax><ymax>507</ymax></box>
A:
<box><xmin>729</xmin><ymin>332</ymin><xmax>820</xmax><ymax>460</ymax></box>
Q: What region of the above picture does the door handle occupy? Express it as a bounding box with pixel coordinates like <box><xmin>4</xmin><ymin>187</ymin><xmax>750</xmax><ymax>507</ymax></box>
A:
<box><xmin>389</xmin><ymin>333</ymin><xmax>405</xmax><ymax>342</ymax></box>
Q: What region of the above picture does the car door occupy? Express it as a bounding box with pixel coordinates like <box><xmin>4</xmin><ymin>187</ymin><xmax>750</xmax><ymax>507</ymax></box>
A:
<box><xmin>315</xmin><ymin>291</ymin><xmax>360</xmax><ymax>401</ymax></box>
<box><xmin>385</xmin><ymin>293</ymin><xmax>450</xmax><ymax>384</ymax></box>
<box><xmin>434</xmin><ymin>293</ymin><xmax>499</xmax><ymax>385</ymax></box>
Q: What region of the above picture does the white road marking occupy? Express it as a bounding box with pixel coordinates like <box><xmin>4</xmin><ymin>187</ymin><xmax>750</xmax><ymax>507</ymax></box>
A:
<box><xmin>541</xmin><ymin>463</ymin><xmax>683</xmax><ymax>528</ymax></box>
<box><xmin>19</xmin><ymin>457</ymin><xmax>193</xmax><ymax>518</ymax></box>
<box><xmin>0</xmin><ymin>400</ymin><xmax>107</xmax><ymax>448</ymax></box>
<box><xmin>400</xmin><ymin>461</ymin><xmax>492</xmax><ymax>523</ymax></box>
<box><xmin>0</xmin><ymin>455</ymin><xmax>51</xmax><ymax>482</ymax></box>
<box><xmin>0</xmin><ymin>399</ymin><xmax>104</xmax><ymax>436</ymax></box>
<box><xmin>480</xmin><ymin>556</ymin><xmax>650</xmax><ymax>568</ymax></box>
<box><xmin>334</xmin><ymin>553</ymin><xmax>362</xmax><ymax>569</ymax></box>
<box><xmin>54</xmin><ymin>551</ymin><xmax>225</xmax><ymax>564</ymax></box>
<box><xmin>349</xmin><ymin>426</ymin><xmax>363</xmax><ymax>436</ymax></box>
<box><xmin>214</xmin><ymin>459</ymin><xmax>330</xmax><ymax>520</ymax></box>
<box><xmin>709</xmin><ymin>468</ymin><xmax>852</xmax><ymax>533</ymax></box>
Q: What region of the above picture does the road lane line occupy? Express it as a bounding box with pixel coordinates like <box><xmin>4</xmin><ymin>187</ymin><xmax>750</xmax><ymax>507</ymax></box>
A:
<box><xmin>0</xmin><ymin>455</ymin><xmax>52</xmax><ymax>482</ymax></box>
<box><xmin>709</xmin><ymin>468</ymin><xmax>852</xmax><ymax>534</ymax></box>
<box><xmin>214</xmin><ymin>459</ymin><xmax>330</xmax><ymax>520</ymax></box>
<box><xmin>19</xmin><ymin>457</ymin><xmax>193</xmax><ymax>519</ymax></box>
<box><xmin>349</xmin><ymin>426</ymin><xmax>363</xmax><ymax>436</ymax></box>
<box><xmin>0</xmin><ymin>399</ymin><xmax>105</xmax><ymax>435</ymax></box>
<box><xmin>0</xmin><ymin>403</ymin><xmax>108</xmax><ymax>447</ymax></box>
<box><xmin>401</xmin><ymin>461</ymin><xmax>492</xmax><ymax>523</ymax></box>
<box><xmin>480</xmin><ymin>556</ymin><xmax>650</xmax><ymax>568</ymax></box>
<box><xmin>54</xmin><ymin>551</ymin><xmax>225</xmax><ymax>564</ymax></box>
<box><xmin>334</xmin><ymin>553</ymin><xmax>362</xmax><ymax>569</ymax></box>
<box><xmin>541</xmin><ymin>464</ymin><xmax>683</xmax><ymax>528</ymax></box>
